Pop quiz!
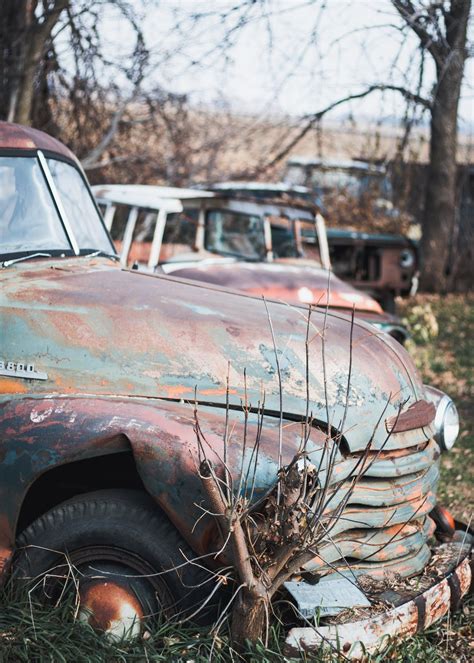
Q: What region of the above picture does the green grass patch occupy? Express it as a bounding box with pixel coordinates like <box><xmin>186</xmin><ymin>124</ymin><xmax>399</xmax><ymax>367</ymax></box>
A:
<box><xmin>400</xmin><ymin>294</ymin><xmax>473</xmax><ymax>522</ymax></box>
<box><xmin>0</xmin><ymin>588</ymin><xmax>472</xmax><ymax>662</ymax></box>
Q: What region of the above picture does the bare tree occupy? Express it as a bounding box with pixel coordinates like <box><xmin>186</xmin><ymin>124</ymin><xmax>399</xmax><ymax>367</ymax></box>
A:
<box><xmin>393</xmin><ymin>1</ymin><xmax>471</xmax><ymax>291</ymax></box>
<box><xmin>0</xmin><ymin>0</ymin><xmax>69</xmax><ymax>125</ymax></box>
<box><xmin>162</xmin><ymin>1</ymin><xmax>471</xmax><ymax>292</ymax></box>
<box><xmin>0</xmin><ymin>1</ymin><xmax>149</xmax><ymax>159</ymax></box>
<box><xmin>191</xmin><ymin>306</ymin><xmax>409</xmax><ymax>651</ymax></box>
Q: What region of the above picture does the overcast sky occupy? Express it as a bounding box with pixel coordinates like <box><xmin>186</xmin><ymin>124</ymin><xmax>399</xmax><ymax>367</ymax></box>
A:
<box><xmin>101</xmin><ymin>0</ymin><xmax>473</xmax><ymax>132</ymax></box>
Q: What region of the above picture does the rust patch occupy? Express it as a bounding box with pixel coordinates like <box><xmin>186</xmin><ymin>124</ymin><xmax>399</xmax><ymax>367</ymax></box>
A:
<box><xmin>0</xmin><ymin>379</ymin><xmax>29</xmax><ymax>394</ymax></box>
<box><xmin>386</xmin><ymin>400</ymin><xmax>435</xmax><ymax>433</ymax></box>
<box><xmin>0</xmin><ymin>547</ymin><xmax>13</xmax><ymax>581</ymax></box>
<box><xmin>0</xmin><ymin>121</ymin><xmax>78</xmax><ymax>162</ymax></box>
<box><xmin>285</xmin><ymin>554</ymin><xmax>472</xmax><ymax>659</ymax></box>
<box><xmin>80</xmin><ymin>581</ymin><xmax>143</xmax><ymax>632</ymax></box>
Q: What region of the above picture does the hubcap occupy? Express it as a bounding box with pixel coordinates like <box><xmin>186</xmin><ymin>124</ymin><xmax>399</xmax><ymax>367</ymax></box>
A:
<box><xmin>78</xmin><ymin>580</ymin><xmax>144</xmax><ymax>641</ymax></box>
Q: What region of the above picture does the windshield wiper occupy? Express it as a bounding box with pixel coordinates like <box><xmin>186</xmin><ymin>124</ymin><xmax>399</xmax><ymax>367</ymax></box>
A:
<box><xmin>84</xmin><ymin>250</ymin><xmax>119</xmax><ymax>261</ymax></box>
<box><xmin>1</xmin><ymin>252</ymin><xmax>52</xmax><ymax>268</ymax></box>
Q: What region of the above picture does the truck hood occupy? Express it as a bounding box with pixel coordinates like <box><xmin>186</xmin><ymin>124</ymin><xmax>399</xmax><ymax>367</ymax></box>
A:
<box><xmin>165</xmin><ymin>260</ymin><xmax>383</xmax><ymax>314</ymax></box>
<box><xmin>0</xmin><ymin>257</ymin><xmax>424</xmax><ymax>451</ymax></box>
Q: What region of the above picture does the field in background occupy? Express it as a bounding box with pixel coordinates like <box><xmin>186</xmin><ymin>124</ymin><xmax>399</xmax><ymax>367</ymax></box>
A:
<box><xmin>0</xmin><ymin>295</ymin><xmax>472</xmax><ymax>662</ymax></box>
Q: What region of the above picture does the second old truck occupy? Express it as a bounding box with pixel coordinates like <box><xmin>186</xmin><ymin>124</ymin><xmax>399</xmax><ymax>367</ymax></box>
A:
<box><xmin>94</xmin><ymin>183</ymin><xmax>409</xmax><ymax>343</ymax></box>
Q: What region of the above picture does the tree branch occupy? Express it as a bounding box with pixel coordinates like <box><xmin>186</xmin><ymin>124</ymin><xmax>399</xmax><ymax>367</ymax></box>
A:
<box><xmin>260</xmin><ymin>84</ymin><xmax>431</xmax><ymax>174</ymax></box>
<box><xmin>392</xmin><ymin>0</ymin><xmax>445</xmax><ymax>63</ymax></box>
<box><xmin>81</xmin><ymin>96</ymin><xmax>132</xmax><ymax>168</ymax></box>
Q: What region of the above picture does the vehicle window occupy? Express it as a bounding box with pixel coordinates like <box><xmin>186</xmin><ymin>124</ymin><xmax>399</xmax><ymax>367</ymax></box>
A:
<box><xmin>126</xmin><ymin>209</ymin><xmax>156</xmax><ymax>266</ymax></box>
<box><xmin>160</xmin><ymin>209</ymin><xmax>199</xmax><ymax>262</ymax></box>
<box><xmin>269</xmin><ymin>216</ymin><xmax>299</xmax><ymax>258</ymax></box>
<box><xmin>205</xmin><ymin>210</ymin><xmax>265</xmax><ymax>260</ymax></box>
<box><xmin>108</xmin><ymin>204</ymin><xmax>130</xmax><ymax>244</ymax></box>
<box><xmin>47</xmin><ymin>158</ymin><xmax>113</xmax><ymax>253</ymax></box>
<box><xmin>0</xmin><ymin>156</ymin><xmax>70</xmax><ymax>255</ymax></box>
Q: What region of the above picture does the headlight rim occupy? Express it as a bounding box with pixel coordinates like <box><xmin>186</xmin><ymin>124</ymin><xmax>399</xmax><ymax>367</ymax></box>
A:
<box><xmin>433</xmin><ymin>393</ymin><xmax>459</xmax><ymax>451</ymax></box>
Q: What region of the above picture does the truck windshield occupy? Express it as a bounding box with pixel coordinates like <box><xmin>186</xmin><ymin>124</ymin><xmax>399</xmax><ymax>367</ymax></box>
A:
<box><xmin>205</xmin><ymin>209</ymin><xmax>265</xmax><ymax>260</ymax></box>
<box><xmin>0</xmin><ymin>154</ymin><xmax>113</xmax><ymax>259</ymax></box>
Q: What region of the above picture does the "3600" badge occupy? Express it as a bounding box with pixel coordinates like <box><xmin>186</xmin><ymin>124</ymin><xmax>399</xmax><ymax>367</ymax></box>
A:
<box><xmin>0</xmin><ymin>359</ymin><xmax>48</xmax><ymax>381</ymax></box>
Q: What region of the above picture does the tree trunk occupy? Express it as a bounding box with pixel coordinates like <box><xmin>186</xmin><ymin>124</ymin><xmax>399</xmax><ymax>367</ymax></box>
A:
<box><xmin>420</xmin><ymin>1</ymin><xmax>471</xmax><ymax>292</ymax></box>
<box><xmin>421</xmin><ymin>78</ymin><xmax>460</xmax><ymax>291</ymax></box>
<box><xmin>0</xmin><ymin>0</ymin><xmax>28</xmax><ymax>121</ymax></box>
<box><xmin>231</xmin><ymin>589</ymin><xmax>268</xmax><ymax>651</ymax></box>
<box><xmin>12</xmin><ymin>39</ymin><xmax>44</xmax><ymax>126</ymax></box>
<box><xmin>0</xmin><ymin>0</ymin><xmax>68</xmax><ymax>125</ymax></box>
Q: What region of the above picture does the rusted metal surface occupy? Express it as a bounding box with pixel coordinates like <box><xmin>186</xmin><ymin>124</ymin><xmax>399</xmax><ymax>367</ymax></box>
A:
<box><xmin>94</xmin><ymin>185</ymin><xmax>411</xmax><ymax>331</ymax></box>
<box><xmin>0</xmin><ymin>246</ymin><xmax>443</xmax><ymax>588</ymax></box>
<box><xmin>0</xmin><ymin>546</ymin><xmax>12</xmax><ymax>583</ymax></box>
<box><xmin>0</xmin><ymin>390</ymin><xmax>439</xmax><ymax>578</ymax></box>
<box><xmin>171</xmin><ymin>261</ymin><xmax>384</xmax><ymax>314</ymax></box>
<box><xmin>285</xmin><ymin>552</ymin><xmax>472</xmax><ymax>659</ymax></box>
<box><xmin>386</xmin><ymin>400</ymin><xmax>436</xmax><ymax>433</ymax></box>
<box><xmin>202</xmin><ymin>180</ymin><xmax>419</xmax><ymax>301</ymax></box>
<box><xmin>79</xmin><ymin>581</ymin><xmax>144</xmax><ymax>638</ymax></box>
<box><xmin>303</xmin><ymin>518</ymin><xmax>436</xmax><ymax>576</ymax></box>
<box><xmin>327</xmin><ymin>237</ymin><xmax>418</xmax><ymax>301</ymax></box>
<box><xmin>0</xmin><ymin>121</ymin><xmax>77</xmax><ymax>162</ymax></box>
<box><xmin>0</xmin><ymin>257</ymin><xmax>424</xmax><ymax>451</ymax></box>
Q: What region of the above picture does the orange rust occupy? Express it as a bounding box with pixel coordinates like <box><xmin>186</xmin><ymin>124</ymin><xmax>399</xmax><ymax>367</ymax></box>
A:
<box><xmin>285</xmin><ymin>557</ymin><xmax>472</xmax><ymax>658</ymax></box>
<box><xmin>360</xmin><ymin>442</ymin><xmax>429</xmax><ymax>459</ymax></box>
<box><xmin>0</xmin><ymin>547</ymin><xmax>13</xmax><ymax>580</ymax></box>
<box><xmin>431</xmin><ymin>505</ymin><xmax>456</xmax><ymax>539</ymax></box>
<box><xmin>201</xmin><ymin>387</ymin><xmax>238</xmax><ymax>396</ymax></box>
<box><xmin>0</xmin><ymin>379</ymin><xmax>28</xmax><ymax>394</ymax></box>
<box><xmin>79</xmin><ymin>581</ymin><xmax>143</xmax><ymax>632</ymax></box>
<box><xmin>386</xmin><ymin>400</ymin><xmax>435</xmax><ymax>433</ymax></box>
<box><xmin>457</xmin><ymin>558</ymin><xmax>472</xmax><ymax>594</ymax></box>
<box><xmin>436</xmin><ymin>506</ymin><xmax>456</xmax><ymax>531</ymax></box>
<box><xmin>162</xmin><ymin>385</ymin><xmax>192</xmax><ymax>398</ymax></box>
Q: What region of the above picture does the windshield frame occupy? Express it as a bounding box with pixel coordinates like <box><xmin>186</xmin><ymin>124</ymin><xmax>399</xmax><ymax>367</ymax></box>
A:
<box><xmin>0</xmin><ymin>148</ymin><xmax>116</xmax><ymax>262</ymax></box>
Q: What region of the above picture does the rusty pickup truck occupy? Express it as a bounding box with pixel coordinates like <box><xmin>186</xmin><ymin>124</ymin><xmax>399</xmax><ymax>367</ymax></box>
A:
<box><xmin>93</xmin><ymin>183</ymin><xmax>409</xmax><ymax>344</ymax></box>
<box><xmin>210</xmin><ymin>180</ymin><xmax>419</xmax><ymax>312</ymax></box>
<box><xmin>0</xmin><ymin>122</ymin><xmax>470</xmax><ymax>656</ymax></box>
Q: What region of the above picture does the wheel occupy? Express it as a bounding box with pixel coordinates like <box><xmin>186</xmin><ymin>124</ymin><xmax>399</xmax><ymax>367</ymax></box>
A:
<box><xmin>15</xmin><ymin>490</ymin><xmax>214</xmax><ymax>639</ymax></box>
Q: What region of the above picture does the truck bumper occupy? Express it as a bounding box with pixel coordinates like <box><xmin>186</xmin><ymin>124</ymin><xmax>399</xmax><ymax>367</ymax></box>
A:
<box><xmin>285</xmin><ymin>543</ymin><xmax>472</xmax><ymax>659</ymax></box>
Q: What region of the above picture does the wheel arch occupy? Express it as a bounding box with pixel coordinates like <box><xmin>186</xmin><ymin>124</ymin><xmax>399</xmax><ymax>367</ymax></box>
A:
<box><xmin>16</xmin><ymin>448</ymin><xmax>148</xmax><ymax>534</ymax></box>
<box><xmin>1</xmin><ymin>394</ymin><xmax>216</xmax><ymax>567</ymax></box>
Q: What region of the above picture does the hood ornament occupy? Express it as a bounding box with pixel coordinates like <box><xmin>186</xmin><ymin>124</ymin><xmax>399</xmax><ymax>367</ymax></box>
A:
<box><xmin>0</xmin><ymin>359</ymin><xmax>48</xmax><ymax>381</ymax></box>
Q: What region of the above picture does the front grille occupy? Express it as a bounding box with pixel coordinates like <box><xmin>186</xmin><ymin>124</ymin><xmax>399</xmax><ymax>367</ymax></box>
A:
<box><xmin>303</xmin><ymin>438</ymin><xmax>440</xmax><ymax>580</ymax></box>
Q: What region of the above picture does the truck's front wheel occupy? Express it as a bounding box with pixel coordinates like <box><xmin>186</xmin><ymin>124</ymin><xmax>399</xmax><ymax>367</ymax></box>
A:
<box><xmin>15</xmin><ymin>489</ymin><xmax>211</xmax><ymax>639</ymax></box>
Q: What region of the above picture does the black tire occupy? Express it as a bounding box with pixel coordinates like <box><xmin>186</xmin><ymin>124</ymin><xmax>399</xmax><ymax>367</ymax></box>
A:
<box><xmin>15</xmin><ymin>489</ymin><xmax>215</xmax><ymax>627</ymax></box>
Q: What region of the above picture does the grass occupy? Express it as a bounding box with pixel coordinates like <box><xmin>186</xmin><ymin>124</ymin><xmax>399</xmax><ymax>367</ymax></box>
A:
<box><xmin>399</xmin><ymin>294</ymin><xmax>473</xmax><ymax>523</ymax></box>
<box><xmin>0</xmin><ymin>295</ymin><xmax>472</xmax><ymax>662</ymax></box>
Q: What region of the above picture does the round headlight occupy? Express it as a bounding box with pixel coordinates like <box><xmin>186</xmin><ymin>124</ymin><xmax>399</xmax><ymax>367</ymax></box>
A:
<box><xmin>434</xmin><ymin>395</ymin><xmax>459</xmax><ymax>451</ymax></box>
<box><xmin>400</xmin><ymin>249</ymin><xmax>415</xmax><ymax>269</ymax></box>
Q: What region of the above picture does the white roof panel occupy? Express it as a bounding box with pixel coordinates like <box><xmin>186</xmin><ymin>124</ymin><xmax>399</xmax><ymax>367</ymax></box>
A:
<box><xmin>92</xmin><ymin>184</ymin><xmax>215</xmax><ymax>212</ymax></box>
